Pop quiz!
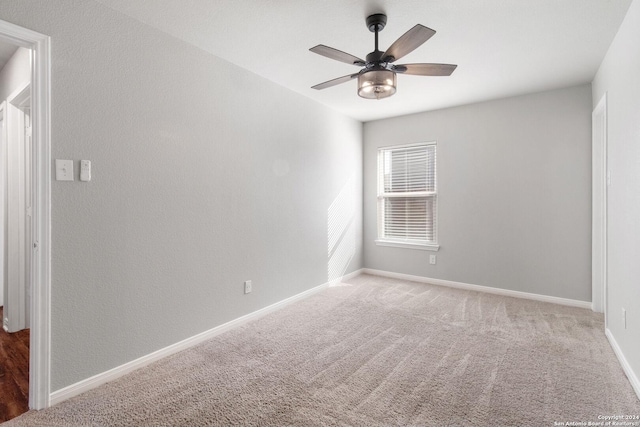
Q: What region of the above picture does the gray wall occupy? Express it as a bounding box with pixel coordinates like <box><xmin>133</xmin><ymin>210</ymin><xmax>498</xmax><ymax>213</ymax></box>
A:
<box><xmin>364</xmin><ymin>85</ymin><xmax>592</xmax><ymax>301</ymax></box>
<box><xmin>592</xmin><ymin>0</ymin><xmax>640</xmax><ymax>389</ymax></box>
<box><xmin>0</xmin><ymin>1</ymin><xmax>363</xmax><ymax>391</ymax></box>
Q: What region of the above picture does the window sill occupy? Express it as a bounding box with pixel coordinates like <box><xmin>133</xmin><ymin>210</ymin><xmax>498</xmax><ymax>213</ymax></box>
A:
<box><xmin>375</xmin><ymin>240</ymin><xmax>440</xmax><ymax>251</ymax></box>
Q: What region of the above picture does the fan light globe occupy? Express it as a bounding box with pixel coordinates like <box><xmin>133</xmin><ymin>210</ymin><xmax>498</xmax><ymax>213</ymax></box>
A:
<box><xmin>358</xmin><ymin>70</ymin><xmax>397</xmax><ymax>99</ymax></box>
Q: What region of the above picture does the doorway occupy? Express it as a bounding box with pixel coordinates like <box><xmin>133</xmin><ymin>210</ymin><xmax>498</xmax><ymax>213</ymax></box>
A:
<box><xmin>0</xmin><ymin>19</ymin><xmax>51</xmax><ymax>413</ymax></box>
<box><xmin>4</xmin><ymin>82</ymin><xmax>32</xmax><ymax>334</ymax></box>
<box><xmin>0</xmin><ymin>42</ymin><xmax>32</xmax><ymax>422</ymax></box>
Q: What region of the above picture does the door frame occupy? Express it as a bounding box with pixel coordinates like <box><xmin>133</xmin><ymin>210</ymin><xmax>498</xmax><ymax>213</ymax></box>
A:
<box><xmin>592</xmin><ymin>93</ymin><xmax>608</xmax><ymax>319</ymax></box>
<box><xmin>0</xmin><ymin>102</ymin><xmax>5</xmax><ymax>310</ymax></box>
<box><xmin>0</xmin><ymin>19</ymin><xmax>51</xmax><ymax>410</ymax></box>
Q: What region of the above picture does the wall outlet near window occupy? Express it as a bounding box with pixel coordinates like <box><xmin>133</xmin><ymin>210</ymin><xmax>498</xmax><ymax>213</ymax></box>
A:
<box><xmin>244</xmin><ymin>280</ymin><xmax>252</xmax><ymax>294</ymax></box>
<box><xmin>429</xmin><ymin>255</ymin><xmax>437</xmax><ymax>265</ymax></box>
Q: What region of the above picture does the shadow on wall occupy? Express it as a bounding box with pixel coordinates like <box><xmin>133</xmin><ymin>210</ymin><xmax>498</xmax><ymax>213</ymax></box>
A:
<box><xmin>327</xmin><ymin>175</ymin><xmax>356</xmax><ymax>285</ymax></box>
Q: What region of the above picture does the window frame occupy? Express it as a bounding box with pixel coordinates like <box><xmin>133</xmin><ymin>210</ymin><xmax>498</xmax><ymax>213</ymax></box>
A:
<box><xmin>375</xmin><ymin>141</ymin><xmax>440</xmax><ymax>252</ymax></box>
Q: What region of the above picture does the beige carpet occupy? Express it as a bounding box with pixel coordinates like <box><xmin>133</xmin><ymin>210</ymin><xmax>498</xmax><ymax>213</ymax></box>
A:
<box><xmin>5</xmin><ymin>274</ymin><xmax>639</xmax><ymax>426</ymax></box>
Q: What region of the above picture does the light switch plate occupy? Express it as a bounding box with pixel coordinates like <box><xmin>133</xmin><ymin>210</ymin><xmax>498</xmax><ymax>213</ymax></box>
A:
<box><xmin>55</xmin><ymin>159</ymin><xmax>74</xmax><ymax>181</ymax></box>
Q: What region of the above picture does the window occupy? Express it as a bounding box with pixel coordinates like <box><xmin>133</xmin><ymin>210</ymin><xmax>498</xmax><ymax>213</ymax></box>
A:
<box><xmin>376</xmin><ymin>142</ymin><xmax>438</xmax><ymax>251</ymax></box>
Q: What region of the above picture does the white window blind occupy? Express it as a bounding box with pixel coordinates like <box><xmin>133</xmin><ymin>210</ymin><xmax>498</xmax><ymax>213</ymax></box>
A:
<box><xmin>377</xmin><ymin>143</ymin><xmax>437</xmax><ymax>248</ymax></box>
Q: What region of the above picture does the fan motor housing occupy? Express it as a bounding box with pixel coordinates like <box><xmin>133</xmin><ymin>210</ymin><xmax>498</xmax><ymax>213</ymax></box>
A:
<box><xmin>366</xmin><ymin>50</ymin><xmax>385</xmax><ymax>63</ymax></box>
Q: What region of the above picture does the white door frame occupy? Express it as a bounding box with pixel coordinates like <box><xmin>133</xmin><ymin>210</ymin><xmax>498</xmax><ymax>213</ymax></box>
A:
<box><xmin>0</xmin><ymin>102</ymin><xmax>5</xmax><ymax>310</ymax></box>
<box><xmin>0</xmin><ymin>19</ymin><xmax>51</xmax><ymax>410</ymax></box>
<box><xmin>0</xmin><ymin>101</ymin><xmax>8</xmax><ymax>310</ymax></box>
<box><xmin>592</xmin><ymin>93</ymin><xmax>607</xmax><ymax>318</ymax></box>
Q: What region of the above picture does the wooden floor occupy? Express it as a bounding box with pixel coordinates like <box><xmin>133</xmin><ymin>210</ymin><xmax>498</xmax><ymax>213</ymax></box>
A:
<box><xmin>0</xmin><ymin>306</ymin><xmax>30</xmax><ymax>423</ymax></box>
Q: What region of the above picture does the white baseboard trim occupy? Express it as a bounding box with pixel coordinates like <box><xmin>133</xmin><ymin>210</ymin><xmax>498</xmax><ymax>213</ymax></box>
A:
<box><xmin>361</xmin><ymin>268</ymin><xmax>592</xmax><ymax>309</ymax></box>
<box><xmin>50</xmin><ymin>269</ymin><xmax>363</xmax><ymax>406</ymax></box>
<box><xmin>605</xmin><ymin>329</ymin><xmax>640</xmax><ymax>400</ymax></box>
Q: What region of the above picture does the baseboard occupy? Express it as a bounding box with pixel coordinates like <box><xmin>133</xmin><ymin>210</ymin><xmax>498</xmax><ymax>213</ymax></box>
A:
<box><xmin>50</xmin><ymin>269</ymin><xmax>363</xmax><ymax>406</ymax></box>
<box><xmin>361</xmin><ymin>268</ymin><xmax>592</xmax><ymax>309</ymax></box>
<box><xmin>605</xmin><ymin>329</ymin><xmax>640</xmax><ymax>400</ymax></box>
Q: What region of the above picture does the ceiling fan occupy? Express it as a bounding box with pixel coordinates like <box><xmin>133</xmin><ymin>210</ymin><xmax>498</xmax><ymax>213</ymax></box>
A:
<box><xmin>310</xmin><ymin>14</ymin><xmax>457</xmax><ymax>100</ymax></box>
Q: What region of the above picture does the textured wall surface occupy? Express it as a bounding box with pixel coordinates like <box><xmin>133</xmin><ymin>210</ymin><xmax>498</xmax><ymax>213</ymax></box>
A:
<box><xmin>0</xmin><ymin>1</ymin><xmax>363</xmax><ymax>391</ymax></box>
<box><xmin>592</xmin><ymin>0</ymin><xmax>640</xmax><ymax>392</ymax></box>
<box><xmin>364</xmin><ymin>85</ymin><xmax>592</xmax><ymax>301</ymax></box>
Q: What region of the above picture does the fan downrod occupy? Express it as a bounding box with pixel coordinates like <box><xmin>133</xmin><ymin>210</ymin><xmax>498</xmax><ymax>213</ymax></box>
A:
<box><xmin>366</xmin><ymin>14</ymin><xmax>387</xmax><ymax>32</ymax></box>
<box><xmin>366</xmin><ymin>14</ymin><xmax>387</xmax><ymax>62</ymax></box>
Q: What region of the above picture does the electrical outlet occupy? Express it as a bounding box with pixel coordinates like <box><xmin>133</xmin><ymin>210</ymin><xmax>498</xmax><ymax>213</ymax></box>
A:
<box><xmin>244</xmin><ymin>280</ymin><xmax>252</xmax><ymax>294</ymax></box>
<box><xmin>622</xmin><ymin>308</ymin><xmax>627</xmax><ymax>329</ymax></box>
<box><xmin>429</xmin><ymin>255</ymin><xmax>437</xmax><ymax>265</ymax></box>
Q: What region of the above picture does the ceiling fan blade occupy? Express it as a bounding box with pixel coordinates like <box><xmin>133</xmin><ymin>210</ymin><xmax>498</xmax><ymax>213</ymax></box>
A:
<box><xmin>310</xmin><ymin>45</ymin><xmax>365</xmax><ymax>66</ymax></box>
<box><xmin>312</xmin><ymin>73</ymin><xmax>359</xmax><ymax>90</ymax></box>
<box><xmin>382</xmin><ymin>24</ymin><xmax>436</xmax><ymax>62</ymax></box>
<box><xmin>395</xmin><ymin>63</ymin><xmax>457</xmax><ymax>76</ymax></box>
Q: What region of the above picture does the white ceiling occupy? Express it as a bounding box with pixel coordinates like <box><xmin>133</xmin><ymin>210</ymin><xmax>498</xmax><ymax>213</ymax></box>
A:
<box><xmin>95</xmin><ymin>0</ymin><xmax>632</xmax><ymax>122</ymax></box>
